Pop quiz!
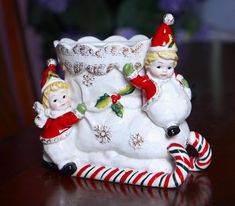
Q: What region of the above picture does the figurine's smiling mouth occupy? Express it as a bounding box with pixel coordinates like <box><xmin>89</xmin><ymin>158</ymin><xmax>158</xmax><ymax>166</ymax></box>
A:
<box><xmin>61</xmin><ymin>103</ymin><xmax>69</xmax><ymax>107</ymax></box>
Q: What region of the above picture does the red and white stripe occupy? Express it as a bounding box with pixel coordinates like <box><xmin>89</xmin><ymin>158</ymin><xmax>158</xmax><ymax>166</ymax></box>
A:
<box><xmin>188</xmin><ymin>131</ymin><xmax>212</xmax><ymax>171</ymax></box>
<box><xmin>74</xmin><ymin>143</ymin><xmax>190</xmax><ymax>188</ymax></box>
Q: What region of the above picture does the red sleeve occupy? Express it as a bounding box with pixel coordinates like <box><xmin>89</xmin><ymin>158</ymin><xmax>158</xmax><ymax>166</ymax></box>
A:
<box><xmin>130</xmin><ymin>75</ymin><xmax>150</xmax><ymax>89</ymax></box>
<box><xmin>58</xmin><ymin>112</ymin><xmax>80</xmax><ymax>127</ymax></box>
<box><xmin>130</xmin><ymin>75</ymin><xmax>157</xmax><ymax>100</ymax></box>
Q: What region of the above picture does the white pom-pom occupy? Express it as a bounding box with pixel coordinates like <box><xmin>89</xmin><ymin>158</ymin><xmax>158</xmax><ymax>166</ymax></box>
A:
<box><xmin>163</xmin><ymin>13</ymin><xmax>174</xmax><ymax>25</ymax></box>
<box><xmin>47</xmin><ymin>58</ymin><xmax>57</xmax><ymax>67</ymax></box>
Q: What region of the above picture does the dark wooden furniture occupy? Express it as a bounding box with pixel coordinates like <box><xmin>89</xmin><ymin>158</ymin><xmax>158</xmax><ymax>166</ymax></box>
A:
<box><xmin>0</xmin><ymin>0</ymin><xmax>35</xmax><ymax>138</ymax></box>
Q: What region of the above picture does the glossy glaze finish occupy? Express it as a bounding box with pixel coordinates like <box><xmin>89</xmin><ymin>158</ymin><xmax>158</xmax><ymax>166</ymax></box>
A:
<box><xmin>35</xmin><ymin>14</ymin><xmax>210</xmax><ymax>188</ymax></box>
<box><xmin>53</xmin><ymin>34</ymin><xmax>193</xmax><ymax>178</ymax></box>
<box><xmin>30</xmin><ymin>14</ymin><xmax>211</xmax><ymax>188</ymax></box>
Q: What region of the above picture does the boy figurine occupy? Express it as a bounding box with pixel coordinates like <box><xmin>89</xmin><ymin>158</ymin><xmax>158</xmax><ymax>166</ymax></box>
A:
<box><xmin>123</xmin><ymin>14</ymin><xmax>192</xmax><ymax>137</ymax></box>
<box><xmin>33</xmin><ymin>59</ymin><xmax>87</xmax><ymax>175</ymax></box>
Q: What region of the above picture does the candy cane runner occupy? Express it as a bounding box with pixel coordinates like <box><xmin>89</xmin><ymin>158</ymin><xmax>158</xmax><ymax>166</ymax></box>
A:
<box><xmin>74</xmin><ymin>143</ymin><xmax>190</xmax><ymax>188</ymax></box>
<box><xmin>188</xmin><ymin>131</ymin><xmax>212</xmax><ymax>171</ymax></box>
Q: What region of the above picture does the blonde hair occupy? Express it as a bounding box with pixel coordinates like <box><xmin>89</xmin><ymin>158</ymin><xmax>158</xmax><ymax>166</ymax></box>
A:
<box><xmin>42</xmin><ymin>81</ymin><xmax>70</xmax><ymax>108</ymax></box>
<box><xmin>144</xmin><ymin>50</ymin><xmax>178</xmax><ymax>69</ymax></box>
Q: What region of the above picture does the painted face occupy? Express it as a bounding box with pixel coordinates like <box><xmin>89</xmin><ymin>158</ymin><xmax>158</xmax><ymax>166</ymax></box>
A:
<box><xmin>148</xmin><ymin>57</ymin><xmax>176</xmax><ymax>79</ymax></box>
<box><xmin>48</xmin><ymin>89</ymin><xmax>71</xmax><ymax>111</ymax></box>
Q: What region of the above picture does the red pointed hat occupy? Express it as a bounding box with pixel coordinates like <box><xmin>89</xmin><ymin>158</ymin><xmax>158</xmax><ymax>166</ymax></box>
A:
<box><xmin>41</xmin><ymin>59</ymin><xmax>64</xmax><ymax>93</ymax></box>
<box><xmin>150</xmin><ymin>13</ymin><xmax>177</xmax><ymax>52</ymax></box>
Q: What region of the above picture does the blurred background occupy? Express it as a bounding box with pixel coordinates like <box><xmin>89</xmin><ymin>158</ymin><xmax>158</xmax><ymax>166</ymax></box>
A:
<box><xmin>0</xmin><ymin>0</ymin><xmax>235</xmax><ymax>138</ymax></box>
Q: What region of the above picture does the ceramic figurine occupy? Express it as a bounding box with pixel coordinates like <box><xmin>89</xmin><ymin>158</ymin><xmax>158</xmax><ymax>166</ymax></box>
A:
<box><xmin>123</xmin><ymin>14</ymin><xmax>192</xmax><ymax>138</ymax></box>
<box><xmin>34</xmin><ymin>13</ymin><xmax>212</xmax><ymax>188</ymax></box>
<box><xmin>33</xmin><ymin>59</ymin><xmax>87</xmax><ymax>175</ymax></box>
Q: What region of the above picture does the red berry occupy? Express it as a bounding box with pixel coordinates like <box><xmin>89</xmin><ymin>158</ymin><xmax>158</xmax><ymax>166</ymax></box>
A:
<box><xmin>111</xmin><ymin>95</ymin><xmax>117</xmax><ymax>103</ymax></box>
<box><xmin>111</xmin><ymin>94</ymin><xmax>121</xmax><ymax>103</ymax></box>
<box><xmin>116</xmin><ymin>94</ymin><xmax>121</xmax><ymax>100</ymax></box>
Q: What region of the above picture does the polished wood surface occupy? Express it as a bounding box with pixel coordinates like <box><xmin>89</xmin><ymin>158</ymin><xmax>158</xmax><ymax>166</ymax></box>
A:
<box><xmin>0</xmin><ymin>43</ymin><xmax>235</xmax><ymax>205</ymax></box>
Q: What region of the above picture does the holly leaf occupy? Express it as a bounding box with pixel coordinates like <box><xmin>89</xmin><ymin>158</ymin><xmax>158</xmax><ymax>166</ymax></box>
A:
<box><xmin>111</xmin><ymin>102</ymin><xmax>124</xmax><ymax>118</ymax></box>
<box><xmin>118</xmin><ymin>84</ymin><xmax>135</xmax><ymax>96</ymax></box>
<box><xmin>95</xmin><ymin>93</ymin><xmax>111</xmax><ymax>109</ymax></box>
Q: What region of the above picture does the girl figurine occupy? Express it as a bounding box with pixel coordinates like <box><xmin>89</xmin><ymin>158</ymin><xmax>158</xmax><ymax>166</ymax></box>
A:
<box><xmin>123</xmin><ymin>14</ymin><xmax>192</xmax><ymax>137</ymax></box>
<box><xmin>33</xmin><ymin>59</ymin><xmax>87</xmax><ymax>175</ymax></box>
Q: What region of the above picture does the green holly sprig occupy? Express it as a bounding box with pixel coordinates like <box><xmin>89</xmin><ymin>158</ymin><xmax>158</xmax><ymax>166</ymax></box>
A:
<box><xmin>95</xmin><ymin>84</ymin><xmax>135</xmax><ymax>118</ymax></box>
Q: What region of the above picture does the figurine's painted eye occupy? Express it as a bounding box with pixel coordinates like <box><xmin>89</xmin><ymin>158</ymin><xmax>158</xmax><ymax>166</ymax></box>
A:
<box><xmin>53</xmin><ymin>99</ymin><xmax>57</xmax><ymax>103</ymax></box>
<box><xmin>63</xmin><ymin>95</ymin><xmax>66</xmax><ymax>99</ymax></box>
<box><xmin>157</xmin><ymin>66</ymin><xmax>161</xmax><ymax>69</ymax></box>
<box><xmin>168</xmin><ymin>67</ymin><xmax>172</xmax><ymax>70</ymax></box>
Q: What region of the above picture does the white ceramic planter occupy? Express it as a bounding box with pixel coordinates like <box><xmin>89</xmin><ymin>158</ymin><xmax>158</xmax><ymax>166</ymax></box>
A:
<box><xmin>39</xmin><ymin>35</ymin><xmax>212</xmax><ymax>188</ymax></box>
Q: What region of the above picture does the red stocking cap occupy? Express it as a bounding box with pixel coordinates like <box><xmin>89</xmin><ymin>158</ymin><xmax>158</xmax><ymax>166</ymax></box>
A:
<box><xmin>150</xmin><ymin>13</ymin><xmax>177</xmax><ymax>52</ymax></box>
<box><xmin>41</xmin><ymin>59</ymin><xmax>64</xmax><ymax>93</ymax></box>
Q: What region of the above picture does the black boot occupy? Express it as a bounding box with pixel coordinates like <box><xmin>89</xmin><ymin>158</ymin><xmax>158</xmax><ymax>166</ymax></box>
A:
<box><xmin>167</xmin><ymin>126</ymin><xmax>180</xmax><ymax>137</ymax></box>
<box><xmin>60</xmin><ymin>162</ymin><xmax>77</xmax><ymax>176</ymax></box>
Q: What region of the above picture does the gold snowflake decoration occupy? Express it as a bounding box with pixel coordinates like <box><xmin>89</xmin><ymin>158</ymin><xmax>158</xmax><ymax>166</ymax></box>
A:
<box><xmin>94</xmin><ymin>125</ymin><xmax>111</xmax><ymax>144</ymax></box>
<box><xmin>129</xmin><ymin>133</ymin><xmax>144</xmax><ymax>150</ymax></box>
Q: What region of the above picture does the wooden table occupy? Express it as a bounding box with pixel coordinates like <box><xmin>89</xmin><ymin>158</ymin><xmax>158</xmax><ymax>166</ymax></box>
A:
<box><xmin>0</xmin><ymin>42</ymin><xmax>235</xmax><ymax>205</ymax></box>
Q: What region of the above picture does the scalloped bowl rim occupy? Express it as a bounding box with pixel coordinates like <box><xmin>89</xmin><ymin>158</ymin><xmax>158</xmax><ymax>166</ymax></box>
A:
<box><xmin>54</xmin><ymin>35</ymin><xmax>150</xmax><ymax>49</ymax></box>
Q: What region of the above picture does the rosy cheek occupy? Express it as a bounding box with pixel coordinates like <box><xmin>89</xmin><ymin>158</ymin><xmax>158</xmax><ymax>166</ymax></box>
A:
<box><xmin>50</xmin><ymin>102</ymin><xmax>59</xmax><ymax>110</ymax></box>
<box><xmin>151</xmin><ymin>69</ymin><xmax>159</xmax><ymax>76</ymax></box>
<box><xmin>51</xmin><ymin>104</ymin><xmax>57</xmax><ymax>110</ymax></box>
<box><xmin>64</xmin><ymin>98</ymin><xmax>70</xmax><ymax>105</ymax></box>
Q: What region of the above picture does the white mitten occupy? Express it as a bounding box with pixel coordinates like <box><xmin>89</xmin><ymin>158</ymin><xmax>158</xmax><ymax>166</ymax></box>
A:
<box><xmin>33</xmin><ymin>101</ymin><xmax>44</xmax><ymax>114</ymax></box>
<box><xmin>34</xmin><ymin>114</ymin><xmax>47</xmax><ymax>128</ymax></box>
<box><xmin>176</xmin><ymin>74</ymin><xmax>192</xmax><ymax>100</ymax></box>
<box><xmin>33</xmin><ymin>101</ymin><xmax>48</xmax><ymax>128</ymax></box>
